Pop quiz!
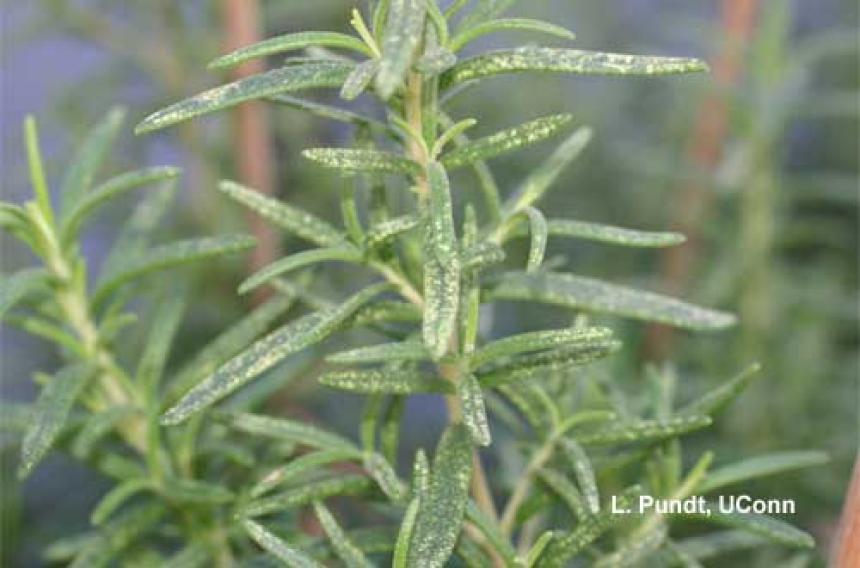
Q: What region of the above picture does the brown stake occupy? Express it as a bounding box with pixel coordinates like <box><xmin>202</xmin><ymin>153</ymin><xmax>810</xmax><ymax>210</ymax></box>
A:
<box><xmin>833</xmin><ymin>453</ymin><xmax>860</xmax><ymax>568</ymax></box>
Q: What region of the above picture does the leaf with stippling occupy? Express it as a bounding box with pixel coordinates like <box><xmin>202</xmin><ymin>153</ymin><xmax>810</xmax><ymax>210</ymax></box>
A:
<box><xmin>416</xmin><ymin>47</ymin><xmax>457</xmax><ymax>75</ymax></box>
<box><xmin>60</xmin><ymin>106</ymin><xmax>126</xmax><ymax>214</ymax></box>
<box><xmin>504</xmin><ymin>128</ymin><xmax>592</xmax><ymax>216</ymax></box>
<box><xmin>303</xmin><ymin>148</ymin><xmax>421</xmax><ymax>176</ymax></box>
<box><xmin>412</xmin><ymin>449</ymin><xmax>430</xmax><ymax>497</ymax></box>
<box><xmin>239</xmin><ymin>247</ymin><xmax>363</xmax><ymax>295</ymax></box>
<box><xmin>442</xmin><ymin>46</ymin><xmax>708</xmax><ymax>89</ymax></box>
<box><xmin>95</xmin><ymin>235</ymin><xmax>256</xmax><ymax>305</ymax></box>
<box><xmin>321</xmin><ymin>369</ymin><xmax>453</xmax><ymax>395</ymax></box>
<box><xmin>60</xmin><ymin>166</ymin><xmax>181</xmax><ymax>243</ymax></box>
<box><xmin>488</xmin><ymin>271</ymin><xmax>737</xmax><ymax>331</ymax></box>
<box><xmin>210</xmin><ymin>32</ymin><xmax>373</xmax><ymax>70</ymax></box>
<box><xmin>422</xmin><ymin>162</ymin><xmax>460</xmax><ymax>359</ymax></box>
<box><xmin>393</xmin><ymin>498</ymin><xmax>420</xmax><ymax>568</ymax></box>
<box><xmin>252</xmin><ymin>449</ymin><xmax>358</xmax><ymax>498</ymax></box>
<box><xmin>136</xmin><ymin>284</ymin><xmax>186</xmax><ymax>394</ymax></box>
<box><xmin>478</xmin><ymin>340</ymin><xmax>620</xmax><ymax>387</ymax></box>
<box><xmin>698</xmin><ymin>451</ymin><xmax>829</xmax><ymax>494</ymax></box>
<box><xmin>313</xmin><ymin>502</ymin><xmax>374</xmax><ymax>568</ymax></box>
<box><xmin>538</xmin><ymin>487</ymin><xmax>638</xmax><ymax>567</ymax></box>
<box><xmin>351</xmin><ymin>301</ymin><xmax>423</xmax><ymax>327</ymax></box>
<box><xmin>364</xmin><ymin>452</ymin><xmax>407</xmax><ymax>501</ymax></box>
<box><xmin>472</xmin><ymin>326</ymin><xmax>612</xmax><ymax>369</ymax></box>
<box><xmin>0</xmin><ymin>268</ymin><xmax>48</xmax><ymax>320</ymax></box>
<box><xmin>162</xmin><ymin>283</ymin><xmax>389</xmax><ymax>424</ymax></box>
<box><xmin>228</xmin><ymin>413</ymin><xmax>359</xmax><ymax>453</ymax></box>
<box><xmin>465</xmin><ymin>502</ymin><xmax>519</xmax><ymax>563</ymax></box>
<box><xmin>243</xmin><ymin>475</ymin><xmax>372</xmax><ymax>517</ymax></box>
<box><xmin>441</xmin><ymin>114</ymin><xmax>572</xmax><ymax>169</ymax></box>
<box><xmin>269</xmin><ymin>94</ymin><xmax>385</xmax><ymax>127</ymax></box>
<box><xmin>690</xmin><ymin>510</ymin><xmax>815</xmax><ymax>549</ymax></box>
<box><xmin>366</xmin><ymin>214</ymin><xmax>421</xmax><ymax>248</ymax></box>
<box><xmin>526</xmin><ymin>532</ymin><xmax>555</xmax><ymax>568</ymax></box>
<box><xmin>136</xmin><ymin>62</ymin><xmax>353</xmax><ymax>133</ymax></box>
<box><xmin>407</xmin><ymin>424</ymin><xmax>472</xmax><ymax>568</ymax></box>
<box><xmin>19</xmin><ymin>365</ymin><xmax>92</xmax><ymax>479</ymax></box>
<box><xmin>523</xmin><ymin>207</ymin><xmax>548</xmax><ymax>272</ymax></box>
<box><xmin>538</xmin><ymin>468</ymin><xmax>588</xmax><ymax>519</ymax></box>
<box><xmin>461</xmin><ymin>241</ymin><xmax>506</xmax><ymax>271</ymax></box>
<box><xmin>536</xmin><ymin>219</ymin><xmax>685</xmax><ymax>247</ymax></box>
<box><xmin>219</xmin><ymin>180</ymin><xmax>344</xmax><ymax>247</ymax></box>
<box><xmin>559</xmin><ymin>438</ymin><xmax>599</xmax><ymax>513</ymax></box>
<box><xmin>679</xmin><ymin>363</ymin><xmax>761</xmax><ymax>417</ymax></box>
<box><xmin>450</xmin><ymin>18</ymin><xmax>575</xmax><ymax>52</ymax></box>
<box><xmin>168</xmin><ymin>296</ymin><xmax>293</xmax><ymax>404</ymax></box>
<box><xmin>575</xmin><ymin>415</ymin><xmax>712</xmax><ymax>446</ymax></box>
<box><xmin>242</xmin><ymin>520</ymin><xmax>322</xmax><ymax>567</ymax></box>
<box><xmin>327</xmin><ymin>341</ymin><xmax>430</xmax><ymax>364</ymax></box>
<box><xmin>459</xmin><ymin>375</ymin><xmax>491</xmax><ymax>446</ymax></box>
<box><xmin>341</xmin><ymin>59</ymin><xmax>380</xmax><ymax>101</ymax></box>
<box><xmin>375</xmin><ymin>0</ymin><xmax>426</xmax><ymax>99</ymax></box>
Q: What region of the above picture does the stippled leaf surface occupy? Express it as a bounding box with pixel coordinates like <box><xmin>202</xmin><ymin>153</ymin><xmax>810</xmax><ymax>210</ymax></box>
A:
<box><xmin>471</xmin><ymin>326</ymin><xmax>613</xmax><ymax>369</ymax></box>
<box><xmin>95</xmin><ymin>235</ymin><xmax>256</xmax><ymax>305</ymax></box>
<box><xmin>690</xmin><ymin>510</ymin><xmax>815</xmax><ymax>549</ymax></box>
<box><xmin>459</xmin><ymin>374</ymin><xmax>491</xmax><ymax>446</ymax></box>
<box><xmin>312</xmin><ymin>502</ymin><xmax>374</xmax><ymax>567</ymax></box>
<box><xmin>524</xmin><ymin>207</ymin><xmax>548</xmax><ymax>272</ymax></box>
<box><xmin>229</xmin><ymin>413</ymin><xmax>358</xmax><ymax>453</ymax></box>
<box><xmin>219</xmin><ymin>180</ymin><xmax>344</xmax><ymax>246</ymax></box>
<box><xmin>478</xmin><ymin>341</ymin><xmax>620</xmax><ymax>387</ymax></box>
<box><xmin>375</xmin><ymin>0</ymin><xmax>426</xmax><ymax>99</ymax></box>
<box><xmin>511</xmin><ymin>219</ymin><xmax>685</xmax><ymax>247</ymax></box>
<box><xmin>488</xmin><ymin>271</ymin><xmax>737</xmax><ymax>330</ymax></box>
<box><xmin>252</xmin><ymin>449</ymin><xmax>357</xmax><ymax>497</ymax></box>
<box><xmin>442</xmin><ymin>47</ymin><xmax>708</xmax><ymax>89</ymax></box>
<box><xmin>407</xmin><ymin>424</ymin><xmax>472</xmax><ymax>567</ymax></box>
<box><xmin>393</xmin><ymin>498</ymin><xmax>420</xmax><ymax>568</ymax></box>
<box><xmin>422</xmin><ymin>162</ymin><xmax>460</xmax><ymax>359</ymax></box>
<box><xmin>575</xmin><ymin>415</ymin><xmax>712</xmax><ymax>446</ymax></box>
<box><xmin>239</xmin><ymin>246</ymin><xmax>363</xmax><ymax>295</ymax></box>
<box><xmin>303</xmin><ymin>148</ymin><xmax>421</xmax><ymax>175</ymax></box>
<box><xmin>60</xmin><ymin>167</ymin><xmax>181</xmax><ymax>243</ymax></box>
<box><xmin>242</xmin><ymin>520</ymin><xmax>322</xmax><ymax>567</ymax></box>
<box><xmin>161</xmin><ymin>283</ymin><xmax>389</xmax><ymax>424</ymax></box>
<box><xmin>136</xmin><ymin>62</ymin><xmax>353</xmax><ymax>133</ymax></box>
<box><xmin>698</xmin><ymin>451</ymin><xmax>828</xmax><ymax>494</ymax></box>
<box><xmin>364</xmin><ymin>452</ymin><xmax>407</xmax><ymax>501</ymax></box>
<box><xmin>320</xmin><ymin>369</ymin><xmax>453</xmax><ymax>394</ymax></box>
<box><xmin>441</xmin><ymin>114</ymin><xmax>572</xmax><ymax>169</ymax></box>
<box><xmin>243</xmin><ymin>476</ymin><xmax>372</xmax><ymax>517</ymax></box>
<box><xmin>209</xmin><ymin>32</ymin><xmax>373</xmax><ymax>69</ymax></box>
<box><xmin>450</xmin><ymin>18</ymin><xmax>575</xmax><ymax>52</ymax></box>
<box><xmin>538</xmin><ymin>468</ymin><xmax>588</xmax><ymax>519</ymax></box>
<box><xmin>366</xmin><ymin>214</ymin><xmax>421</xmax><ymax>247</ymax></box>
<box><xmin>341</xmin><ymin>59</ymin><xmax>380</xmax><ymax>100</ymax></box>
<box><xmin>327</xmin><ymin>341</ymin><xmax>430</xmax><ymax>364</ymax></box>
<box><xmin>559</xmin><ymin>438</ymin><xmax>600</xmax><ymax>513</ymax></box>
<box><xmin>19</xmin><ymin>364</ymin><xmax>92</xmax><ymax>479</ymax></box>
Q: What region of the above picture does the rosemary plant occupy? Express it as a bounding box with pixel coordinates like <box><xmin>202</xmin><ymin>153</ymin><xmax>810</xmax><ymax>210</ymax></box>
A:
<box><xmin>3</xmin><ymin>1</ymin><xmax>829</xmax><ymax>565</ymax></box>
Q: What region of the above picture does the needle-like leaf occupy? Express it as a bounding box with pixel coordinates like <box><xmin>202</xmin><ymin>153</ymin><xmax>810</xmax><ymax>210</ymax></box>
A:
<box><xmin>209</xmin><ymin>32</ymin><xmax>374</xmax><ymax>70</ymax></box>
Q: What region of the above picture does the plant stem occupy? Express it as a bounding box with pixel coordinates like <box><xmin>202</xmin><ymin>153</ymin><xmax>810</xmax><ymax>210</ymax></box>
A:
<box><xmin>499</xmin><ymin>436</ymin><xmax>556</xmax><ymax>536</ymax></box>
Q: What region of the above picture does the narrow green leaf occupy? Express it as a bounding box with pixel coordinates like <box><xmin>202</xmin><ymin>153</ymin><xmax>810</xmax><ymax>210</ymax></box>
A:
<box><xmin>161</xmin><ymin>478</ymin><xmax>234</xmax><ymax>504</ymax></box>
<box><xmin>341</xmin><ymin>59</ymin><xmax>379</xmax><ymax>100</ymax></box>
<box><xmin>313</xmin><ymin>501</ymin><xmax>374</xmax><ymax>568</ymax></box>
<box><xmin>415</xmin><ymin>47</ymin><xmax>457</xmax><ymax>75</ymax></box>
<box><xmin>137</xmin><ymin>285</ymin><xmax>186</xmax><ymax>392</ymax></box>
<box><xmin>327</xmin><ymin>341</ymin><xmax>430</xmax><ymax>364</ymax></box>
<box><xmin>381</xmin><ymin>396</ymin><xmax>405</xmax><ymax>464</ymax></box>
<box><xmin>210</xmin><ymin>32</ymin><xmax>374</xmax><ymax>70</ymax></box>
<box><xmin>320</xmin><ymin>369</ymin><xmax>453</xmax><ymax>395</ymax></box>
<box><xmin>228</xmin><ymin>413</ymin><xmax>359</xmax><ymax>453</ymax></box>
<box><xmin>393</xmin><ymin>498</ymin><xmax>421</xmax><ymax>568</ymax></box>
<box><xmin>269</xmin><ymin>94</ymin><xmax>385</xmax><ymax>127</ymax></box>
<box><xmin>497</xmin><ymin>383</ymin><xmax>549</xmax><ymax>432</ymax></box>
<box><xmin>168</xmin><ymin>295</ymin><xmax>293</xmax><ymax>404</ymax></box>
<box><xmin>559</xmin><ymin>438</ymin><xmax>599</xmax><ymax>513</ymax></box>
<box><xmin>594</xmin><ymin>523</ymin><xmax>667</xmax><ymax>568</ymax></box>
<box><xmin>135</xmin><ymin>62</ymin><xmax>353</xmax><ymax>133</ymax></box>
<box><xmin>352</xmin><ymin>300</ymin><xmax>423</xmax><ymax>327</ymax></box>
<box><xmin>670</xmin><ymin>530</ymin><xmax>767</xmax><ymax>562</ymax></box>
<box><xmin>161</xmin><ymin>544</ymin><xmax>210</xmax><ymax>568</ymax></box>
<box><xmin>478</xmin><ymin>341</ymin><xmax>620</xmax><ymax>387</ymax></box>
<box><xmin>679</xmin><ymin>363</ymin><xmax>761</xmax><ymax>417</ymax></box>
<box><xmin>459</xmin><ymin>375</ymin><xmax>491</xmax><ymax>446</ymax></box>
<box><xmin>252</xmin><ymin>449</ymin><xmax>357</xmax><ymax>498</ymax></box>
<box><xmin>44</xmin><ymin>533</ymin><xmax>100</xmax><ymax>563</ymax></box>
<box><xmin>488</xmin><ymin>271</ymin><xmax>737</xmax><ymax>330</ymax></box>
<box><xmin>698</xmin><ymin>451</ymin><xmax>829</xmax><ymax>494</ymax></box>
<box><xmin>90</xmin><ymin>479</ymin><xmax>153</xmax><ymax>525</ymax></box>
<box><xmin>440</xmin><ymin>114</ymin><xmax>573</xmax><ymax>169</ymax></box>
<box><xmin>364</xmin><ymin>452</ymin><xmax>407</xmax><ymax>501</ymax></box>
<box><xmin>243</xmin><ymin>476</ymin><xmax>372</xmax><ymax>517</ymax></box>
<box><xmin>526</xmin><ymin>531</ymin><xmax>555</xmax><ymax>568</ymax></box>
<box><xmin>19</xmin><ymin>365</ymin><xmax>91</xmax><ymax>479</ymax></box>
<box><xmin>503</xmin><ymin>127</ymin><xmax>592</xmax><ymax>216</ymax></box>
<box><xmin>95</xmin><ymin>235</ymin><xmax>256</xmax><ymax>305</ymax></box>
<box><xmin>691</xmin><ymin>510</ymin><xmax>815</xmax><ymax>549</ymax></box>
<box><xmin>538</xmin><ymin>468</ymin><xmax>587</xmax><ymax>519</ymax></box>
<box><xmin>575</xmin><ymin>415</ymin><xmax>712</xmax><ymax>446</ymax></box>
<box><xmin>422</xmin><ymin>162</ymin><xmax>460</xmax><ymax>359</ymax></box>
<box><xmin>69</xmin><ymin>503</ymin><xmax>164</xmax><ymax>568</ymax></box>
<box><xmin>242</xmin><ymin>519</ymin><xmax>322</xmax><ymax>567</ymax></box>
<box><xmin>239</xmin><ymin>247</ymin><xmax>363</xmax><ymax>295</ymax></box>
<box><xmin>24</xmin><ymin>116</ymin><xmax>55</xmax><ymax>227</ymax></box>
<box><xmin>465</xmin><ymin>502</ymin><xmax>519</xmax><ymax>563</ymax></box>
<box><xmin>0</xmin><ymin>268</ymin><xmax>48</xmax><ymax>320</ymax></box>
<box><xmin>59</xmin><ymin>107</ymin><xmax>126</xmax><ymax>214</ymax></box>
<box><xmin>376</xmin><ymin>0</ymin><xmax>427</xmax><ymax>99</ymax></box>
<box><xmin>455</xmin><ymin>0</ymin><xmax>518</xmax><ymax>29</ymax></box>
<box><xmin>450</xmin><ymin>18</ymin><xmax>575</xmax><ymax>52</ymax></box>
<box><xmin>524</xmin><ymin>207</ymin><xmax>548</xmax><ymax>272</ymax></box>
<box><xmin>461</xmin><ymin>241</ymin><xmax>506</xmax><ymax>271</ymax></box>
<box><xmin>219</xmin><ymin>180</ymin><xmax>344</xmax><ymax>247</ymax></box>
<box><xmin>162</xmin><ymin>283</ymin><xmax>389</xmax><ymax>424</ymax></box>
<box><xmin>71</xmin><ymin>407</ymin><xmax>135</xmax><ymax>459</ymax></box>
<box><xmin>412</xmin><ymin>449</ymin><xmax>430</xmax><ymax>497</ymax></box>
<box><xmin>303</xmin><ymin>148</ymin><xmax>421</xmax><ymax>176</ymax></box>
<box><xmin>472</xmin><ymin>326</ymin><xmax>612</xmax><ymax>370</ymax></box>
<box><xmin>442</xmin><ymin>47</ymin><xmax>709</xmax><ymax>89</ymax></box>
<box><xmin>366</xmin><ymin>214</ymin><xmax>421</xmax><ymax>248</ymax></box>
<box><xmin>531</xmin><ymin>219</ymin><xmax>686</xmax><ymax>247</ymax></box>
<box><xmin>407</xmin><ymin>424</ymin><xmax>473</xmax><ymax>567</ymax></box>
<box><xmin>60</xmin><ymin>167</ymin><xmax>181</xmax><ymax>243</ymax></box>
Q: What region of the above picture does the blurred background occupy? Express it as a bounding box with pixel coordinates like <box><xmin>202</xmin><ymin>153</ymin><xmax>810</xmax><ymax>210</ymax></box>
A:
<box><xmin>1</xmin><ymin>0</ymin><xmax>857</xmax><ymax>565</ymax></box>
